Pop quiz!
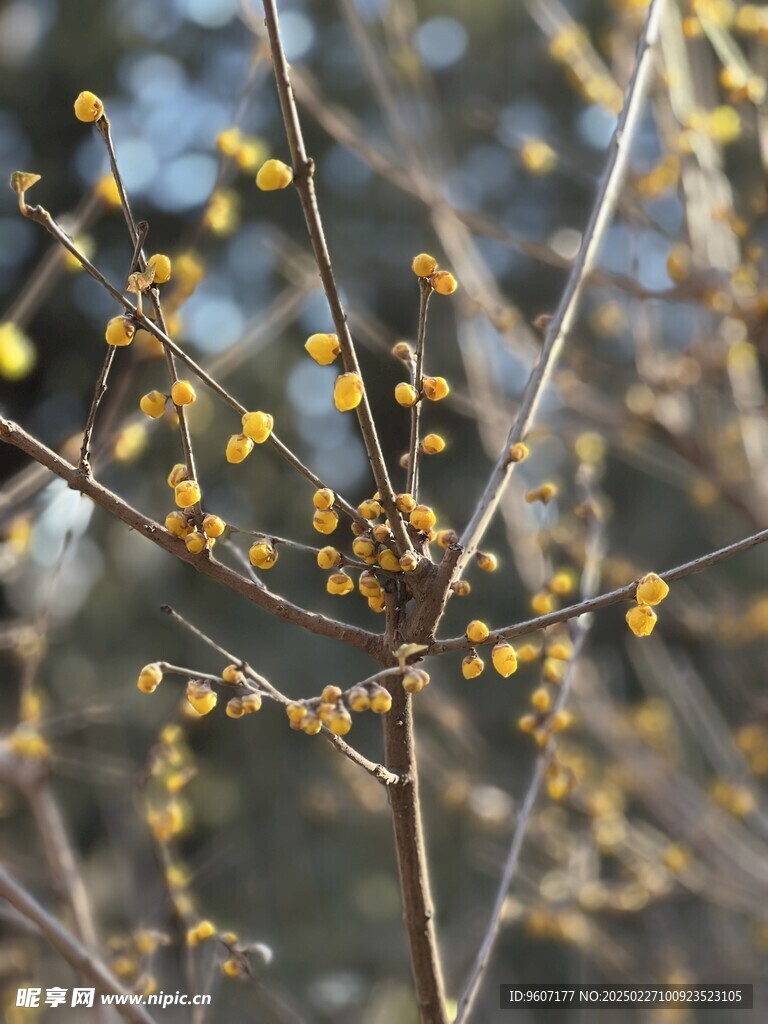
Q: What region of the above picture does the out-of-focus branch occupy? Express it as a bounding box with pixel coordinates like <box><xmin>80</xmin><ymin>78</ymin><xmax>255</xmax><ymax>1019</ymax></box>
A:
<box><xmin>453</xmin><ymin>481</ymin><xmax>605</xmax><ymax>1023</ymax></box>
<box><xmin>0</xmin><ymin>418</ymin><xmax>381</xmax><ymax>656</ymax></box>
<box><xmin>0</xmin><ymin>865</ymin><xmax>157</xmax><ymax>1024</ymax></box>
<box><xmin>453</xmin><ymin>0</ymin><xmax>667</xmax><ymax>574</ymax></box>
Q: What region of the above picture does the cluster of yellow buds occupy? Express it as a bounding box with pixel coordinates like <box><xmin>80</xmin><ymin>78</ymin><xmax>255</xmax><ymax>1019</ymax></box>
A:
<box><xmin>411</xmin><ymin>252</ymin><xmax>458</xmax><ymax>295</ymax></box>
<box><xmin>225</xmin><ymin>410</ymin><xmax>274</xmax><ymax>465</ymax></box>
<box><xmin>515</xmin><ymin>627</ymin><xmax>577</xmax><ymax>758</ymax></box>
<box><xmin>286</xmin><ymin>670</ymin><xmax>424</xmax><ymax>737</ymax></box>
<box><xmin>625</xmin><ymin>572</ymin><xmax>669</xmax><ymax>638</ymax></box>
<box><xmin>525</xmin><ymin>482</ymin><xmax>558</xmax><ymax>505</ymax></box>
<box><xmin>187</xmin><ymin>920</ymin><xmax>216</xmax><ymax>947</ymax></box>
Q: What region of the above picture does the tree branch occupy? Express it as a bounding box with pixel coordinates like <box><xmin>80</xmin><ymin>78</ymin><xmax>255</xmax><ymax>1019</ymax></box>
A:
<box><xmin>260</xmin><ymin>0</ymin><xmax>413</xmax><ymax>555</ymax></box>
<box><xmin>431</xmin><ymin>521</ymin><xmax>768</xmax><ymax>654</ymax></box>
<box><xmin>453</xmin><ymin>0</ymin><xmax>667</xmax><ymax>573</ymax></box>
<box><xmin>160</xmin><ymin>604</ymin><xmax>402</xmax><ymax>785</ymax></box>
<box><xmin>0</xmin><ymin>417</ymin><xmax>381</xmax><ymax>655</ymax></box>
<box><xmin>407</xmin><ymin>280</ymin><xmax>432</xmax><ymax>498</ymax></box>
<box><xmin>0</xmin><ymin>865</ymin><xmax>157</xmax><ymax>1024</ymax></box>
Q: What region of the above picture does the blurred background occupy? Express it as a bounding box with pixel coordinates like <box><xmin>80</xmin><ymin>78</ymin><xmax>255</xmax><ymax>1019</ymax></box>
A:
<box><xmin>2</xmin><ymin>0</ymin><xmax>768</xmax><ymax>1020</ymax></box>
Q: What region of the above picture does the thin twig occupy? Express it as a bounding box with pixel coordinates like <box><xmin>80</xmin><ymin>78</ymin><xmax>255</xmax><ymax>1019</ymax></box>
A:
<box><xmin>453</xmin><ymin>0</ymin><xmax>667</xmax><ymax>574</ymax></box>
<box><xmin>260</xmin><ymin>0</ymin><xmax>413</xmax><ymax>556</ymax></box>
<box><xmin>431</xmin><ymin>521</ymin><xmax>768</xmax><ymax>654</ymax></box>
<box><xmin>0</xmin><ymin>865</ymin><xmax>157</xmax><ymax>1024</ymax></box>
<box><xmin>14</xmin><ymin>194</ymin><xmax>368</xmax><ymax>531</ymax></box>
<box><xmin>160</xmin><ymin>605</ymin><xmax>402</xmax><ymax>786</ymax></box>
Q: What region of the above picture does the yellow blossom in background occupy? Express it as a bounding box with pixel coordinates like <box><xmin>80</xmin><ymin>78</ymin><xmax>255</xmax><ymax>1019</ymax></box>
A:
<box><xmin>520</xmin><ymin>138</ymin><xmax>557</xmax><ymax>175</ymax></box>
<box><xmin>0</xmin><ymin>322</ymin><xmax>36</xmax><ymax>380</ymax></box>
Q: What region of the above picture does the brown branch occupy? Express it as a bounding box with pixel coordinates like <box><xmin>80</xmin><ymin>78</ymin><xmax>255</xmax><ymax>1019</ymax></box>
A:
<box><xmin>381</xmin><ymin>660</ymin><xmax>448</xmax><ymax>1024</ymax></box>
<box><xmin>453</xmin><ymin>0</ymin><xmax>667</xmax><ymax>574</ymax></box>
<box><xmin>0</xmin><ymin>417</ymin><xmax>381</xmax><ymax>655</ymax></box>
<box><xmin>160</xmin><ymin>604</ymin><xmax>402</xmax><ymax>786</ymax></box>
<box><xmin>431</xmin><ymin>521</ymin><xmax>768</xmax><ymax>654</ymax></box>
<box><xmin>14</xmin><ymin>194</ymin><xmax>369</xmax><ymax>532</ymax></box>
<box><xmin>96</xmin><ymin>118</ymin><xmax>201</xmax><ymax>504</ymax></box>
<box><xmin>0</xmin><ymin>864</ymin><xmax>157</xmax><ymax>1024</ymax></box>
<box><xmin>260</xmin><ymin>0</ymin><xmax>413</xmax><ymax>556</ymax></box>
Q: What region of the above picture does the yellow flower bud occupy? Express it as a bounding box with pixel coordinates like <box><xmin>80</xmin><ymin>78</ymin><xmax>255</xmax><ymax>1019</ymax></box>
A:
<box><xmin>395</xmin><ymin>383</ymin><xmax>419</xmax><ymax>407</ymax></box>
<box><xmin>399</xmin><ymin>551</ymin><xmax>420</xmax><ymax>572</ymax></box>
<box><xmin>186</xmin><ymin>681</ymin><xmax>217</xmax><ymax>716</ymax></box>
<box><xmin>313</xmin><ymin>509</ymin><xmax>339</xmax><ymax>535</ymax></box>
<box><xmin>256</xmin><ymin>158</ymin><xmax>293</xmax><ymax>190</ymax></box>
<box><xmin>305</xmin><ymin>333</ymin><xmax>340</xmax><ymax>365</ymax></box>
<box><xmin>377</xmin><ymin>548</ymin><xmax>401</xmax><ymax>572</ymax></box>
<box><xmin>462</xmin><ymin>652</ymin><xmax>485</xmax><ymax>679</ymax></box>
<box><xmin>171</xmin><ymin>379</ymin><xmax>196</xmax><ymax>406</ymax></box>
<box><xmin>321</xmin><ymin>685</ymin><xmax>342</xmax><ymax>703</ymax></box>
<box><xmin>531</xmin><ymin>687</ymin><xmax>552</xmax><ymax>712</ymax></box>
<box><xmin>222</xmin><ymin>957</ymin><xmax>242</xmax><ymax>978</ymax></box>
<box><xmin>317</xmin><ymin>546</ymin><xmax>341</xmax><ymax>569</ymax></box>
<box><xmin>491</xmin><ymin>642</ymin><xmax>518</xmax><ymax>678</ymax></box>
<box><xmin>517</xmin><ymin>643</ymin><xmax>541</xmax><ymax>663</ymax></box>
<box><xmin>240</xmin><ymin>694</ymin><xmax>262</xmax><ymax>715</ymax></box>
<box><xmin>140</xmin><ymin>390</ymin><xmax>167</xmax><ymax>419</ymax></box>
<box><xmin>368</xmin><ymin>593</ymin><xmax>386</xmax><ymax>613</ymax></box>
<box><xmin>327</xmin><ymin>572</ymin><xmax>354</xmax><ymax>596</ymax></box>
<box><xmin>95</xmin><ymin>174</ymin><xmax>120</xmax><ymax>207</ymax></box>
<box><xmin>226</xmin><ymin>434</ymin><xmax>254</xmax><ymax>464</ymax></box>
<box><xmin>548</xmin><ymin>571</ymin><xmax>574</xmax><ymax>596</ymax></box>
<box><xmin>432</xmin><ymin>270</ymin><xmax>457</xmax><ymax>295</ymax></box>
<box><xmin>174</xmin><ymin>479</ymin><xmax>201</xmax><ymax>509</ymax></box>
<box><xmin>525</xmin><ymin>482</ymin><xmax>558</xmax><ymax>504</ymax></box>
<box><xmin>369</xmin><ymin>686</ymin><xmax>393</xmax><ymax>714</ymax></box>
<box><xmin>187</xmin><ymin>921</ymin><xmax>216</xmax><ymax>946</ymax></box>
<box><xmin>451</xmin><ymin>579</ymin><xmax>471</xmax><ymax>597</ymax></box>
<box><xmin>334</xmin><ymin>372</ymin><xmax>365</xmax><ymax>412</ymax></box>
<box><xmin>626</xmin><ymin>603</ymin><xmax>657</xmax><ymax>637</ymax></box>
<box><xmin>476</xmin><ymin>552</ymin><xmax>498</xmax><ymax>572</ymax></box>
<box><xmin>202</xmin><ymin>514</ymin><xmax>225</xmax><ymax>538</ymax></box>
<box><xmin>546</xmin><ymin>636</ymin><xmax>573</xmax><ymax>661</ymax></box>
<box><xmin>241</xmin><ymin>411</ymin><xmax>273</xmax><ymax>443</ymax></box>
<box><xmin>466</xmin><ymin>620</ymin><xmax>490</xmax><ymax>644</ymax></box>
<box><xmin>105</xmin><ymin>316</ymin><xmax>135</xmax><ymax>347</ymax></box>
<box><xmin>226</xmin><ymin>698</ymin><xmax>244</xmax><ymax>718</ymax></box>
<box><xmin>347</xmin><ymin>687</ymin><xmax>371</xmax><ymax>712</ymax></box>
<box><xmin>328</xmin><ymin>708</ymin><xmax>352</xmax><ymax>735</ymax></box>
<box><xmin>222</xmin><ymin>665</ymin><xmax>245</xmax><ymax>685</ymax></box>
<box><xmin>249</xmin><ymin>541</ymin><xmax>278</xmax><ymax>569</ymax></box>
<box><xmin>352</xmin><ymin>537</ymin><xmax>377</xmax><ymax>562</ymax></box>
<box><xmin>422</xmin><ymin>433</ymin><xmax>446</xmax><ymax>455</ymax></box>
<box><xmin>410</xmin><ymin>504</ymin><xmax>436</xmax><ymax>532</ymax></box>
<box><xmin>358</xmin><ymin>570</ymin><xmax>381</xmax><ymax>597</ymax></box>
<box><xmin>636</xmin><ymin>572</ymin><xmax>669</xmax><ymax>606</ymax></box>
<box><xmin>422</xmin><ymin>376</ymin><xmax>449</xmax><ymax>401</ymax></box>
<box><xmin>286</xmin><ymin>702</ymin><xmax>307</xmax><ymax>726</ymax></box>
<box><xmin>358</xmin><ymin>499</ymin><xmax>382</xmax><ymax>520</ymax></box>
<box><xmin>531</xmin><ymin>592</ymin><xmax>555</xmax><ymax>616</ymax></box>
<box><xmin>395</xmin><ymin>492</ymin><xmax>416</xmax><ymax>514</ymax></box>
<box><xmin>412</xmin><ymin>252</ymin><xmax>438</xmax><ymax>277</ymax></box>
<box><xmin>403</xmin><ymin>669</ymin><xmax>430</xmax><ymax>694</ymax></box>
<box><xmin>165</xmin><ymin>511</ymin><xmax>191</xmax><ymax>538</ymax></box>
<box><xmin>167</xmin><ymin>463</ymin><xmax>188</xmax><ymax>488</ymax></box>
<box><xmin>508</xmin><ymin>442</ymin><xmax>529</xmax><ymax>463</ymax></box>
<box><xmin>392</xmin><ymin>341</ymin><xmax>413</xmax><ymax>361</ymax></box>
<box><xmin>313</xmin><ymin>487</ymin><xmax>335</xmax><ymax>510</ymax></box>
<box><xmin>543</xmin><ymin>657</ymin><xmax>566</xmax><ymax>684</ymax></box>
<box><xmin>137</xmin><ymin>663</ymin><xmax>163</xmax><ymax>694</ymax></box>
<box><xmin>147</xmin><ymin>253</ymin><xmax>172</xmax><ymax>284</ymax></box>
<box><xmin>74</xmin><ymin>90</ymin><xmax>103</xmax><ymax>123</ymax></box>
<box><xmin>185</xmin><ymin>531</ymin><xmax>207</xmax><ymax>555</ymax></box>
